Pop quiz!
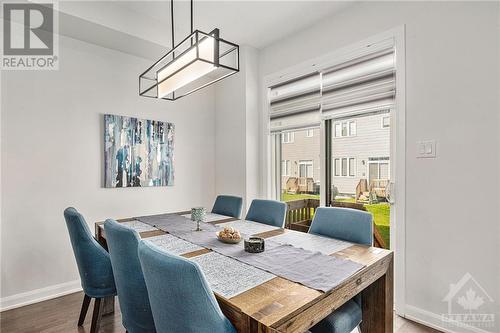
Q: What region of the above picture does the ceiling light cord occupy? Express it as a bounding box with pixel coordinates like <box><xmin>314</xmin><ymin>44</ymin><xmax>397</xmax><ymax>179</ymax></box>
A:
<box><xmin>170</xmin><ymin>0</ymin><xmax>175</xmax><ymax>49</ymax></box>
<box><xmin>171</xmin><ymin>0</ymin><xmax>194</xmax><ymax>48</ymax></box>
<box><xmin>191</xmin><ymin>0</ymin><xmax>193</xmax><ymax>34</ymax></box>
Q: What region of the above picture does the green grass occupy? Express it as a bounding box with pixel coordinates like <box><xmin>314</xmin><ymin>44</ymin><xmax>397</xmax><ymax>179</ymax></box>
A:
<box><xmin>281</xmin><ymin>192</ymin><xmax>321</xmax><ymax>202</ymax></box>
<box><xmin>282</xmin><ymin>194</ymin><xmax>390</xmax><ymax>248</ymax></box>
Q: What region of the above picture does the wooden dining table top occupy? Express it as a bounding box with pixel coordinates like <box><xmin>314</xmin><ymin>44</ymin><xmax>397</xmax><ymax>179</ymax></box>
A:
<box><xmin>95</xmin><ymin>211</ymin><xmax>393</xmax><ymax>333</ymax></box>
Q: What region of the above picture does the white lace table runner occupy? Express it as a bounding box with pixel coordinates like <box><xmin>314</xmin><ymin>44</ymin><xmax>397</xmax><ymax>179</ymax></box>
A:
<box><xmin>181</xmin><ymin>213</ymin><xmax>233</xmax><ymax>223</ymax></box>
<box><xmin>145</xmin><ymin>234</ymin><xmax>203</xmax><ymax>256</ymax></box>
<box><xmin>190</xmin><ymin>252</ymin><xmax>275</xmax><ymax>299</ymax></box>
<box><xmin>121</xmin><ymin>220</ymin><xmax>157</xmax><ymax>233</ymax></box>
<box><xmin>216</xmin><ymin>220</ymin><xmax>279</xmax><ymax>235</ymax></box>
<box><xmin>268</xmin><ymin>231</ymin><xmax>353</xmax><ymax>255</ymax></box>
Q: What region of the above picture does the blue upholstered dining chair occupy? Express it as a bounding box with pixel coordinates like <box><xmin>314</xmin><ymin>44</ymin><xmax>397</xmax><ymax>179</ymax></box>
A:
<box><xmin>104</xmin><ymin>219</ymin><xmax>156</xmax><ymax>333</ymax></box>
<box><xmin>308</xmin><ymin>207</ymin><xmax>373</xmax><ymax>246</ymax></box>
<box><xmin>212</xmin><ymin>195</ymin><xmax>243</xmax><ymax>218</ymax></box>
<box><xmin>138</xmin><ymin>241</ymin><xmax>237</xmax><ymax>333</ymax></box>
<box><xmin>245</xmin><ymin>199</ymin><xmax>287</xmax><ymax>228</ymax></box>
<box><xmin>63</xmin><ymin>207</ymin><xmax>116</xmax><ymax>333</ymax></box>
<box><xmin>308</xmin><ymin>207</ymin><xmax>373</xmax><ymax>333</ymax></box>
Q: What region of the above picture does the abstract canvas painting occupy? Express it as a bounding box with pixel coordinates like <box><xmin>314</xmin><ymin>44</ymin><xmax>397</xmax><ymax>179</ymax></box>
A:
<box><xmin>104</xmin><ymin>114</ymin><xmax>174</xmax><ymax>188</ymax></box>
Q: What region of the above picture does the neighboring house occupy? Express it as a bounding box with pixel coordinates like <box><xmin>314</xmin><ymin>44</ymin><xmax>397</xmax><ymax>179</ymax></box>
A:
<box><xmin>281</xmin><ymin>112</ymin><xmax>391</xmax><ymax>195</ymax></box>
<box><xmin>281</xmin><ymin>128</ymin><xmax>321</xmax><ymax>192</ymax></box>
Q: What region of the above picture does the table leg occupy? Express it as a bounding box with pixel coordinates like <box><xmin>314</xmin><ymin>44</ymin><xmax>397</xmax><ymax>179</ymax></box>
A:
<box><xmin>102</xmin><ymin>296</ymin><xmax>115</xmax><ymax>315</ymax></box>
<box><xmin>360</xmin><ymin>259</ymin><xmax>393</xmax><ymax>333</ymax></box>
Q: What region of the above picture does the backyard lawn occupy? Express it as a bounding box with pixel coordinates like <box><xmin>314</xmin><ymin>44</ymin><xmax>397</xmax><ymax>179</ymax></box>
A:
<box><xmin>281</xmin><ymin>193</ymin><xmax>390</xmax><ymax>248</ymax></box>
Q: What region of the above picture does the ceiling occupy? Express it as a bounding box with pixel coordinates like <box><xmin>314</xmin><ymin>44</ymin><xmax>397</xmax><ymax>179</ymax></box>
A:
<box><xmin>59</xmin><ymin>1</ymin><xmax>356</xmax><ymax>50</ymax></box>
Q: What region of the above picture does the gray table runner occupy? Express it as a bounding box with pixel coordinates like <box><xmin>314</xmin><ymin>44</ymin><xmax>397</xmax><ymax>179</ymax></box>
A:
<box><xmin>217</xmin><ymin>220</ymin><xmax>279</xmax><ymax>235</ymax></box>
<box><xmin>145</xmin><ymin>234</ymin><xmax>203</xmax><ymax>256</ymax></box>
<box><xmin>269</xmin><ymin>231</ymin><xmax>353</xmax><ymax>255</ymax></box>
<box><xmin>181</xmin><ymin>212</ymin><xmax>233</xmax><ymax>223</ymax></box>
<box><xmin>189</xmin><ymin>252</ymin><xmax>275</xmax><ymax>299</ymax></box>
<box><xmin>121</xmin><ymin>220</ymin><xmax>158</xmax><ymax>233</ymax></box>
<box><xmin>136</xmin><ymin>214</ymin><xmax>364</xmax><ymax>293</ymax></box>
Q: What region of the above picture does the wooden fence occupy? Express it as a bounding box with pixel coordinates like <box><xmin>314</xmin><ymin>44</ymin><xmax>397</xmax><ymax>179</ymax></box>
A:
<box><xmin>284</xmin><ymin>199</ymin><xmax>387</xmax><ymax>249</ymax></box>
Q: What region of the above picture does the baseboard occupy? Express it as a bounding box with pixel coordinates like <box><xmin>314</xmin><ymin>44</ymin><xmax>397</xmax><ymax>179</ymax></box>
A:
<box><xmin>405</xmin><ymin>305</ymin><xmax>494</xmax><ymax>333</ymax></box>
<box><xmin>0</xmin><ymin>280</ymin><xmax>82</xmax><ymax>312</ymax></box>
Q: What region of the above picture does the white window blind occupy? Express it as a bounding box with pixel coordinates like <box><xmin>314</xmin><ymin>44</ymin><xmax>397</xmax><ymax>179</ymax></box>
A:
<box><xmin>269</xmin><ymin>73</ymin><xmax>321</xmax><ymax>133</ymax></box>
<box><xmin>267</xmin><ymin>40</ymin><xmax>395</xmax><ymax>133</ymax></box>
<box><xmin>321</xmin><ymin>47</ymin><xmax>396</xmax><ymax>119</ymax></box>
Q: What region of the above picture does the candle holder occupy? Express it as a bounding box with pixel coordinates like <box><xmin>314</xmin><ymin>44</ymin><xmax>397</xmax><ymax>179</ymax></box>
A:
<box><xmin>191</xmin><ymin>207</ymin><xmax>206</xmax><ymax>231</ymax></box>
<box><xmin>244</xmin><ymin>237</ymin><xmax>265</xmax><ymax>253</ymax></box>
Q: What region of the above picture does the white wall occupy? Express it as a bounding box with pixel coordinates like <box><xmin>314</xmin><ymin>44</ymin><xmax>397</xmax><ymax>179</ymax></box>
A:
<box><xmin>259</xmin><ymin>2</ymin><xmax>499</xmax><ymax>333</ymax></box>
<box><xmin>0</xmin><ymin>34</ymin><xmax>216</xmax><ymax>308</ymax></box>
<box><xmin>215</xmin><ymin>45</ymin><xmax>260</xmax><ymax>211</ymax></box>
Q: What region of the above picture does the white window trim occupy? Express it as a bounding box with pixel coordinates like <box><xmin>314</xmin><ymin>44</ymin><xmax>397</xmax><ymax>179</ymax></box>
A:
<box><xmin>298</xmin><ymin>160</ymin><xmax>314</xmax><ymax>178</ymax></box>
<box><xmin>333</xmin><ymin>157</ymin><xmax>356</xmax><ymax>178</ymax></box>
<box><xmin>381</xmin><ymin>115</ymin><xmax>390</xmax><ymax>129</ymax></box>
<box><xmin>281</xmin><ymin>160</ymin><xmax>290</xmax><ymax>176</ymax></box>
<box><xmin>306</xmin><ymin>129</ymin><xmax>314</xmax><ymax>137</ymax></box>
<box><xmin>368</xmin><ymin>158</ymin><xmax>390</xmax><ymax>182</ymax></box>
<box><xmin>333</xmin><ymin>120</ymin><xmax>357</xmax><ymax>138</ymax></box>
<box><xmin>282</xmin><ymin>132</ymin><xmax>295</xmax><ymax>144</ymax></box>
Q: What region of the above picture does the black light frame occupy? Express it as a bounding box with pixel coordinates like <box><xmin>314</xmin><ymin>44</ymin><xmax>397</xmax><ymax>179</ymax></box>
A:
<box><xmin>139</xmin><ymin>0</ymin><xmax>240</xmax><ymax>101</ymax></box>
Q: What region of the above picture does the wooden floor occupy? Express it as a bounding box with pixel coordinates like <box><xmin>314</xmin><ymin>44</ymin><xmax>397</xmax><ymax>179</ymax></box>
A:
<box><xmin>1</xmin><ymin>291</ymin><xmax>442</xmax><ymax>333</ymax></box>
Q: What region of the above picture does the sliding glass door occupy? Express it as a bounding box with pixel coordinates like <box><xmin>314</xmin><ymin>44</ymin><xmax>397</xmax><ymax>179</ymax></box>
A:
<box><xmin>325</xmin><ymin>109</ymin><xmax>392</xmax><ymax>248</ymax></box>
<box><xmin>272</xmin><ymin>128</ymin><xmax>320</xmax><ymax>202</ymax></box>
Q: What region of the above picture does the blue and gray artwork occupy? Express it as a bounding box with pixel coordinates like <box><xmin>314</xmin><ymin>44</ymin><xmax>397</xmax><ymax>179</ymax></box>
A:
<box><xmin>104</xmin><ymin>114</ymin><xmax>174</xmax><ymax>188</ymax></box>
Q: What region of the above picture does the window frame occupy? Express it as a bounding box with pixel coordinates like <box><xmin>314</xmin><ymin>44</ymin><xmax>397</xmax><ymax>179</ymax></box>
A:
<box><xmin>333</xmin><ymin>120</ymin><xmax>357</xmax><ymax>138</ymax></box>
<box><xmin>282</xmin><ymin>132</ymin><xmax>295</xmax><ymax>143</ymax></box>
<box><xmin>306</xmin><ymin>129</ymin><xmax>314</xmax><ymax>137</ymax></box>
<box><xmin>382</xmin><ymin>115</ymin><xmax>390</xmax><ymax>129</ymax></box>
<box><xmin>298</xmin><ymin>160</ymin><xmax>314</xmax><ymax>178</ymax></box>
<box><xmin>281</xmin><ymin>160</ymin><xmax>290</xmax><ymax>176</ymax></box>
<box><xmin>333</xmin><ymin>156</ymin><xmax>356</xmax><ymax>178</ymax></box>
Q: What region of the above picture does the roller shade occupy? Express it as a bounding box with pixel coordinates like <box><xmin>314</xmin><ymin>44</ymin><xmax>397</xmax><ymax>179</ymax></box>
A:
<box><xmin>269</xmin><ymin>73</ymin><xmax>320</xmax><ymax>133</ymax></box>
<box><xmin>322</xmin><ymin>48</ymin><xmax>395</xmax><ymax>119</ymax></box>
<box><xmin>267</xmin><ymin>41</ymin><xmax>396</xmax><ymax>131</ymax></box>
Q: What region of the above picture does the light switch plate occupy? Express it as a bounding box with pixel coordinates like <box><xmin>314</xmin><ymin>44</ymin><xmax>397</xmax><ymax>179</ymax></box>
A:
<box><xmin>417</xmin><ymin>140</ymin><xmax>436</xmax><ymax>158</ymax></box>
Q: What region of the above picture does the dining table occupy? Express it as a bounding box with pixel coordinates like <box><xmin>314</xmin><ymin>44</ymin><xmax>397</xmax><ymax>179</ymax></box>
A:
<box><xmin>95</xmin><ymin>210</ymin><xmax>393</xmax><ymax>333</ymax></box>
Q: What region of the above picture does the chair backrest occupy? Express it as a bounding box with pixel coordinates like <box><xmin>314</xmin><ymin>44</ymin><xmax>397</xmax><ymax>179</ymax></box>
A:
<box><xmin>63</xmin><ymin>207</ymin><xmax>115</xmax><ymax>298</ymax></box>
<box><xmin>138</xmin><ymin>241</ymin><xmax>236</xmax><ymax>333</ymax></box>
<box><xmin>104</xmin><ymin>220</ymin><xmax>156</xmax><ymax>333</ymax></box>
<box><xmin>309</xmin><ymin>207</ymin><xmax>373</xmax><ymax>246</ymax></box>
<box><xmin>212</xmin><ymin>195</ymin><xmax>243</xmax><ymax>218</ymax></box>
<box><xmin>245</xmin><ymin>199</ymin><xmax>287</xmax><ymax>228</ymax></box>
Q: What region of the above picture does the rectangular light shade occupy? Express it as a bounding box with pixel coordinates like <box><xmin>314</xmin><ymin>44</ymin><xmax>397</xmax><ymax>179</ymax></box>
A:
<box><xmin>157</xmin><ymin>36</ymin><xmax>216</xmax><ymax>98</ymax></box>
<box><xmin>140</xmin><ymin>29</ymin><xmax>239</xmax><ymax>101</ymax></box>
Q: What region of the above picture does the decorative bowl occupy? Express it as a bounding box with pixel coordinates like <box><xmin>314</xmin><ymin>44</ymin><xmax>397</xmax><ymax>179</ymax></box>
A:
<box><xmin>216</xmin><ymin>231</ymin><xmax>242</xmax><ymax>244</ymax></box>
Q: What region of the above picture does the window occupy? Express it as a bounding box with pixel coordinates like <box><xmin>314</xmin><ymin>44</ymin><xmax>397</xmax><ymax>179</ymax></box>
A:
<box><xmin>349</xmin><ymin>121</ymin><xmax>356</xmax><ymax>136</ymax></box>
<box><xmin>299</xmin><ymin>160</ymin><xmax>313</xmax><ymax>178</ymax></box>
<box><xmin>277</xmin><ymin>128</ymin><xmax>320</xmax><ymax>201</ymax></box>
<box><xmin>368</xmin><ymin>157</ymin><xmax>390</xmax><ymax>183</ymax></box>
<box><xmin>333</xmin><ymin>157</ymin><xmax>356</xmax><ymax>177</ymax></box>
<box><xmin>341</xmin><ymin>123</ymin><xmax>348</xmax><ymax>137</ymax></box>
<box><xmin>335</xmin><ymin>123</ymin><xmax>341</xmax><ymax>137</ymax></box>
<box><xmin>334</xmin><ymin>158</ymin><xmax>340</xmax><ymax>176</ymax></box>
<box><xmin>349</xmin><ymin>158</ymin><xmax>355</xmax><ymax>176</ymax></box>
<box><xmin>382</xmin><ymin>116</ymin><xmax>390</xmax><ymax>128</ymax></box>
<box><xmin>281</xmin><ymin>160</ymin><xmax>290</xmax><ymax>176</ymax></box>
<box><xmin>334</xmin><ymin>120</ymin><xmax>356</xmax><ymax>137</ymax></box>
<box><xmin>341</xmin><ymin>158</ymin><xmax>348</xmax><ymax>176</ymax></box>
<box><xmin>282</xmin><ymin>132</ymin><xmax>294</xmax><ymax>143</ymax></box>
<box><xmin>306</xmin><ymin>129</ymin><xmax>314</xmax><ymax>137</ymax></box>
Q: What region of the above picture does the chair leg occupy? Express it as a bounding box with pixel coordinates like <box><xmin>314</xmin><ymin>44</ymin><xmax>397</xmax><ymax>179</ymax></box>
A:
<box><xmin>90</xmin><ymin>298</ymin><xmax>104</xmax><ymax>333</ymax></box>
<box><xmin>78</xmin><ymin>294</ymin><xmax>91</xmax><ymax>326</ymax></box>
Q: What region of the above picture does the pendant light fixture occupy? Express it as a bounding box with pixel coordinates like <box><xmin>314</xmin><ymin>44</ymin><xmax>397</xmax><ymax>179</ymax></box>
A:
<box><xmin>139</xmin><ymin>0</ymin><xmax>240</xmax><ymax>101</ymax></box>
